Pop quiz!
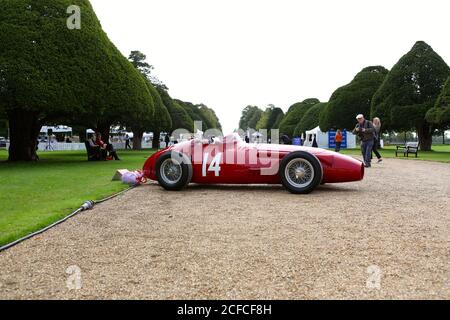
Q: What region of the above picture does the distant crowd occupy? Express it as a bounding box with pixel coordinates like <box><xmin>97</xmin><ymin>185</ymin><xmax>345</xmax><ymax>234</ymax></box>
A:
<box><xmin>87</xmin><ymin>132</ymin><xmax>120</xmax><ymax>161</ymax></box>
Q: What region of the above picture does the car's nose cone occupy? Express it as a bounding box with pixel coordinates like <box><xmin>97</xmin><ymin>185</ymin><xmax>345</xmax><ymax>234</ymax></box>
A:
<box><xmin>323</xmin><ymin>153</ymin><xmax>364</xmax><ymax>183</ymax></box>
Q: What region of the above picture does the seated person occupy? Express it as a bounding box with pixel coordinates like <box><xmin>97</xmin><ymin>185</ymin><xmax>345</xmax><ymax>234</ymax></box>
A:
<box><xmin>95</xmin><ymin>133</ymin><xmax>120</xmax><ymax>160</ymax></box>
<box><xmin>87</xmin><ymin>133</ymin><xmax>103</xmax><ymax>160</ymax></box>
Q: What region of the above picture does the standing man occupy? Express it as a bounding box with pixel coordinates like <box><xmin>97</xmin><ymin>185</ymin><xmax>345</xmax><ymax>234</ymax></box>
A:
<box><xmin>125</xmin><ymin>133</ymin><xmax>131</xmax><ymax>150</ymax></box>
<box><xmin>164</xmin><ymin>134</ymin><xmax>170</xmax><ymax>148</ymax></box>
<box><xmin>353</xmin><ymin>114</ymin><xmax>375</xmax><ymax>168</ymax></box>
<box><xmin>334</xmin><ymin>129</ymin><xmax>343</xmax><ymax>152</ymax></box>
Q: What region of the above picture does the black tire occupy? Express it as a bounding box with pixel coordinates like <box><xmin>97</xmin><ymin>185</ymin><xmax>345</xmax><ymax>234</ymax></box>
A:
<box><xmin>279</xmin><ymin>151</ymin><xmax>323</xmax><ymax>194</ymax></box>
<box><xmin>155</xmin><ymin>151</ymin><xmax>192</xmax><ymax>191</ymax></box>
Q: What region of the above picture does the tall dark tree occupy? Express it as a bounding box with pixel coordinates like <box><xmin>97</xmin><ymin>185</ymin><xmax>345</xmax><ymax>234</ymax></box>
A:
<box><xmin>295</xmin><ymin>102</ymin><xmax>327</xmax><ymax>135</ymax></box>
<box><xmin>0</xmin><ymin>117</ymin><xmax>7</xmax><ymax>138</ymax></box>
<box><xmin>371</xmin><ymin>41</ymin><xmax>450</xmax><ymax>150</ymax></box>
<box><xmin>128</xmin><ymin>50</ymin><xmax>167</xmax><ymax>90</ymax></box>
<box><xmin>320</xmin><ymin>66</ymin><xmax>388</xmax><ymax>131</ymax></box>
<box><xmin>0</xmin><ymin>0</ymin><xmax>154</xmax><ymax>160</ymax></box>
<box><xmin>279</xmin><ymin>99</ymin><xmax>320</xmax><ymax>137</ymax></box>
<box><xmin>128</xmin><ymin>51</ymin><xmax>154</xmax><ymax>78</ymax></box>
<box><xmin>426</xmin><ymin>76</ymin><xmax>450</xmax><ymax>129</ymax></box>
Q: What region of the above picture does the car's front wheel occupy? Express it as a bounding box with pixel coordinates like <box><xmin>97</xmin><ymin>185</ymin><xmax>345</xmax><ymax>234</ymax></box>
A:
<box><xmin>155</xmin><ymin>152</ymin><xmax>192</xmax><ymax>191</ymax></box>
<box><xmin>279</xmin><ymin>151</ymin><xmax>323</xmax><ymax>194</ymax></box>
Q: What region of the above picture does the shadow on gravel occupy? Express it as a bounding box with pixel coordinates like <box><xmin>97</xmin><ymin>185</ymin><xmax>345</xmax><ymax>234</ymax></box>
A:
<box><xmin>186</xmin><ymin>184</ymin><xmax>285</xmax><ymax>192</ymax></box>
<box><xmin>147</xmin><ymin>183</ymin><xmax>359</xmax><ymax>194</ymax></box>
<box><xmin>315</xmin><ymin>185</ymin><xmax>359</xmax><ymax>193</ymax></box>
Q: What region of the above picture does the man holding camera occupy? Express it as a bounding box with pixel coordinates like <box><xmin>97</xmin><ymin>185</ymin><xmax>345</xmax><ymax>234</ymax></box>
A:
<box><xmin>353</xmin><ymin>114</ymin><xmax>375</xmax><ymax>168</ymax></box>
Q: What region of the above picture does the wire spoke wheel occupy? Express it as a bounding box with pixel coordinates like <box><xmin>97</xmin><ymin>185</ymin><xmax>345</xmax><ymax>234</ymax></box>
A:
<box><xmin>156</xmin><ymin>152</ymin><xmax>192</xmax><ymax>191</ymax></box>
<box><xmin>160</xmin><ymin>158</ymin><xmax>182</xmax><ymax>185</ymax></box>
<box><xmin>285</xmin><ymin>158</ymin><xmax>315</xmax><ymax>188</ymax></box>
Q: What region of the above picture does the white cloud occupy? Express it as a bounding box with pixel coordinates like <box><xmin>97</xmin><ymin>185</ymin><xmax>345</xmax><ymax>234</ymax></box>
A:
<box><xmin>90</xmin><ymin>0</ymin><xmax>450</xmax><ymax>133</ymax></box>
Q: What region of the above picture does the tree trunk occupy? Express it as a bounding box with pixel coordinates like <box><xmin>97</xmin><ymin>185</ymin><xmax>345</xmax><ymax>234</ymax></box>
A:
<box><xmin>417</xmin><ymin>123</ymin><xmax>433</xmax><ymax>151</ymax></box>
<box><xmin>96</xmin><ymin>123</ymin><xmax>111</xmax><ymax>142</ymax></box>
<box><xmin>132</xmin><ymin>129</ymin><xmax>143</xmax><ymax>150</ymax></box>
<box><xmin>8</xmin><ymin>110</ymin><xmax>41</xmax><ymax>161</ymax></box>
<box><xmin>74</xmin><ymin>126</ymin><xmax>87</xmax><ymax>142</ymax></box>
<box><xmin>152</xmin><ymin>131</ymin><xmax>160</xmax><ymax>149</ymax></box>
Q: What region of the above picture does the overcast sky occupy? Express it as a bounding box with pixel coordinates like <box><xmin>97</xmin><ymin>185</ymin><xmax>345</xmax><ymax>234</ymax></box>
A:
<box><xmin>90</xmin><ymin>0</ymin><xmax>450</xmax><ymax>134</ymax></box>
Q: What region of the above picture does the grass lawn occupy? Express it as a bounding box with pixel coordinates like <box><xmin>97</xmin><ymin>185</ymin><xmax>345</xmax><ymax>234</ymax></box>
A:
<box><xmin>0</xmin><ymin>149</ymin><xmax>155</xmax><ymax>247</ymax></box>
<box><xmin>338</xmin><ymin>144</ymin><xmax>450</xmax><ymax>163</ymax></box>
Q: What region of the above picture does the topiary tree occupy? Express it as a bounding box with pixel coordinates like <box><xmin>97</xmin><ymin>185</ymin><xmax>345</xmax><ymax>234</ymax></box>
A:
<box><xmin>239</xmin><ymin>106</ymin><xmax>263</xmax><ymax>130</ymax></box>
<box><xmin>177</xmin><ymin>100</ymin><xmax>205</xmax><ymax>129</ymax></box>
<box><xmin>93</xmin><ymin>44</ymin><xmax>156</xmax><ymax>142</ymax></box>
<box><xmin>266</xmin><ymin>106</ymin><xmax>284</xmax><ymax>131</ymax></box>
<box><xmin>255</xmin><ymin>108</ymin><xmax>270</xmax><ymax>130</ymax></box>
<box><xmin>147</xmin><ymin>84</ymin><xmax>172</xmax><ymax>149</ymax></box>
<box><xmin>0</xmin><ymin>0</ymin><xmax>154</xmax><ymax>160</ymax></box>
<box><xmin>371</xmin><ymin>41</ymin><xmax>450</xmax><ymax>151</ymax></box>
<box><xmin>426</xmin><ymin>76</ymin><xmax>450</xmax><ymax>129</ymax></box>
<box><xmin>123</xmin><ymin>81</ymin><xmax>171</xmax><ymax>150</ymax></box>
<box><xmin>320</xmin><ymin>66</ymin><xmax>388</xmax><ymax>132</ymax></box>
<box><xmin>128</xmin><ymin>51</ymin><xmax>173</xmax><ymax>149</ymax></box>
<box><xmin>295</xmin><ymin>102</ymin><xmax>327</xmax><ymax>135</ymax></box>
<box><xmin>156</xmin><ymin>87</ymin><xmax>194</xmax><ymax>134</ymax></box>
<box><xmin>279</xmin><ymin>99</ymin><xmax>320</xmax><ymax>137</ymax></box>
<box><xmin>272</xmin><ymin>112</ymin><xmax>284</xmax><ymax>130</ymax></box>
<box><xmin>255</xmin><ymin>105</ymin><xmax>284</xmax><ymax>138</ymax></box>
<box><xmin>197</xmin><ymin>104</ymin><xmax>222</xmax><ymax>131</ymax></box>
<box><xmin>174</xmin><ymin>100</ymin><xmax>222</xmax><ymax>132</ymax></box>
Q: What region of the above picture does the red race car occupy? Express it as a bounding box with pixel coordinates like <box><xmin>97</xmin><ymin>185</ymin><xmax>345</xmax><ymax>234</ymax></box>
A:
<box><xmin>143</xmin><ymin>133</ymin><xmax>364</xmax><ymax>194</ymax></box>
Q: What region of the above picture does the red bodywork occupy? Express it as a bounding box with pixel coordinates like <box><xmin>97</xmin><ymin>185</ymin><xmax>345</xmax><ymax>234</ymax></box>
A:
<box><xmin>143</xmin><ymin>134</ymin><xmax>364</xmax><ymax>185</ymax></box>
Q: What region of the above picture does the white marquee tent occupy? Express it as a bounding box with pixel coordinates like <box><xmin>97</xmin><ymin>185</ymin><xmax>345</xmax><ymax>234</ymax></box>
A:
<box><xmin>304</xmin><ymin>126</ymin><xmax>356</xmax><ymax>149</ymax></box>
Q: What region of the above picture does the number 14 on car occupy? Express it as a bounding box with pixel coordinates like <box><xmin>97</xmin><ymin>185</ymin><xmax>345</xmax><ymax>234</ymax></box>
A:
<box><xmin>202</xmin><ymin>153</ymin><xmax>222</xmax><ymax>177</ymax></box>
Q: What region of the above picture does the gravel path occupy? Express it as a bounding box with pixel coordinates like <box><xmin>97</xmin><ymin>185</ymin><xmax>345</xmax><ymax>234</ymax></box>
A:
<box><xmin>1</xmin><ymin>158</ymin><xmax>449</xmax><ymax>299</ymax></box>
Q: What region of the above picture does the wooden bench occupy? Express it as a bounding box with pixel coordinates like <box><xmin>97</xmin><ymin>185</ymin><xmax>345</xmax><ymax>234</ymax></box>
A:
<box><xmin>395</xmin><ymin>142</ymin><xmax>419</xmax><ymax>158</ymax></box>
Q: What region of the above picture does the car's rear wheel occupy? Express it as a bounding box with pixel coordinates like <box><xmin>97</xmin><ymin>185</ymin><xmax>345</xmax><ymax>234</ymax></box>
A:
<box><xmin>156</xmin><ymin>152</ymin><xmax>192</xmax><ymax>191</ymax></box>
<box><xmin>279</xmin><ymin>151</ymin><xmax>323</xmax><ymax>194</ymax></box>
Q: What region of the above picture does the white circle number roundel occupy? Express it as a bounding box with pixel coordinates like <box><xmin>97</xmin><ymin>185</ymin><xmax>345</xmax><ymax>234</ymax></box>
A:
<box><xmin>202</xmin><ymin>153</ymin><xmax>222</xmax><ymax>177</ymax></box>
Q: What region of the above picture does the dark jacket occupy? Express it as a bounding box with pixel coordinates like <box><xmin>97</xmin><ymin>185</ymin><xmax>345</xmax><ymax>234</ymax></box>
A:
<box><xmin>353</xmin><ymin>120</ymin><xmax>375</xmax><ymax>142</ymax></box>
